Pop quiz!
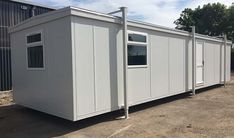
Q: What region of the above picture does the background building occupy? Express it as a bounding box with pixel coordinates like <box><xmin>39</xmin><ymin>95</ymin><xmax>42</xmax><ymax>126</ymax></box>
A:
<box><xmin>0</xmin><ymin>0</ymin><xmax>54</xmax><ymax>91</ymax></box>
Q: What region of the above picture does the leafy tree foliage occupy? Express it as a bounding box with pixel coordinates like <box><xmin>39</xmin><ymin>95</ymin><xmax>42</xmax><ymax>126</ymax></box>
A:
<box><xmin>174</xmin><ymin>3</ymin><xmax>234</xmax><ymax>41</ymax></box>
<box><xmin>227</xmin><ymin>5</ymin><xmax>234</xmax><ymax>41</ymax></box>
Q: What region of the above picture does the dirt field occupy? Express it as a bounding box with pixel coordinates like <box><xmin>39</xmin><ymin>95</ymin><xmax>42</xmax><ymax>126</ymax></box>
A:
<box><xmin>1</xmin><ymin>77</ymin><xmax>234</xmax><ymax>138</ymax></box>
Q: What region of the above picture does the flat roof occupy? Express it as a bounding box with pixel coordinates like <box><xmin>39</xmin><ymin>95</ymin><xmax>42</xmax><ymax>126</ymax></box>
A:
<box><xmin>10</xmin><ymin>0</ymin><xmax>57</xmax><ymax>10</ymax></box>
<box><xmin>9</xmin><ymin>6</ymin><xmax>232</xmax><ymax>44</ymax></box>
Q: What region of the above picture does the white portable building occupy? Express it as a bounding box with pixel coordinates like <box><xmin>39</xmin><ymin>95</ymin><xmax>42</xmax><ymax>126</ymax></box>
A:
<box><xmin>9</xmin><ymin>7</ymin><xmax>232</xmax><ymax>121</ymax></box>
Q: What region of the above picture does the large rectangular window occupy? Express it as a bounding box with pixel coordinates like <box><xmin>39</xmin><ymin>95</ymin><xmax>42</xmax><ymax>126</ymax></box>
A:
<box><xmin>27</xmin><ymin>46</ymin><xmax>44</xmax><ymax>68</ymax></box>
<box><xmin>127</xmin><ymin>31</ymin><xmax>147</xmax><ymax>66</ymax></box>
<box><xmin>128</xmin><ymin>45</ymin><xmax>147</xmax><ymax>65</ymax></box>
<box><xmin>26</xmin><ymin>31</ymin><xmax>44</xmax><ymax>69</ymax></box>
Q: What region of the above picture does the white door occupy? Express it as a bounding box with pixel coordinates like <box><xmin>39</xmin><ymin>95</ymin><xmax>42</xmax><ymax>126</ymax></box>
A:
<box><xmin>196</xmin><ymin>42</ymin><xmax>204</xmax><ymax>85</ymax></box>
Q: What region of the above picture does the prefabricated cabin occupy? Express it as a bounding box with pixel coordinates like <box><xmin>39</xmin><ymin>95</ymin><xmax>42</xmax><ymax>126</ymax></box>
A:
<box><xmin>9</xmin><ymin>7</ymin><xmax>232</xmax><ymax>121</ymax></box>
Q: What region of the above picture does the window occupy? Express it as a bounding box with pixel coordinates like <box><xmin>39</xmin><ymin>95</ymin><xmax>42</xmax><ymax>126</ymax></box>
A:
<box><xmin>128</xmin><ymin>31</ymin><xmax>147</xmax><ymax>66</ymax></box>
<box><xmin>27</xmin><ymin>33</ymin><xmax>41</xmax><ymax>44</ymax></box>
<box><xmin>26</xmin><ymin>32</ymin><xmax>44</xmax><ymax>69</ymax></box>
<box><xmin>128</xmin><ymin>33</ymin><xmax>146</xmax><ymax>43</ymax></box>
<box><xmin>27</xmin><ymin>46</ymin><xmax>44</xmax><ymax>68</ymax></box>
<box><xmin>128</xmin><ymin>45</ymin><xmax>147</xmax><ymax>65</ymax></box>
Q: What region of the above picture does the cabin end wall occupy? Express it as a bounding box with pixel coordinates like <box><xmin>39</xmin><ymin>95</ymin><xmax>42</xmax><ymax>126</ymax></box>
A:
<box><xmin>11</xmin><ymin>16</ymin><xmax>74</xmax><ymax>121</ymax></box>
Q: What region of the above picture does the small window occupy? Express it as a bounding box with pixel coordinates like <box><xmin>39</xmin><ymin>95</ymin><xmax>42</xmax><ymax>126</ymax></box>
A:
<box><xmin>26</xmin><ymin>31</ymin><xmax>44</xmax><ymax>69</ymax></box>
<box><xmin>27</xmin><ymin>46</ymin><xmax>44</xmax><ymax>68</ymax></box>
<box><xmin>128</xmin><ymin>33</ymin><xmax>146</xmax><ymax>43</ymax></box>
<box><xmin>128</xmin><ymin>45</ymin><xmax>147</xmax><ymax>65</ymax></box>
<box><xmin>127</xmin><ymin>31</ymin><xmax>147</xmax><ymax>66</ymax></box>
<box><xmin>27</xmin><ymin>33</ymin><xmax>41</xmax><ymax>43</ymax></box>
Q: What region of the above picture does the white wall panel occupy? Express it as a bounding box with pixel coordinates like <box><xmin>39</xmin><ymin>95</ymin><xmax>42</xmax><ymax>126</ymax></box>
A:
<box><xmin>128</xmin><ymin>68</ymin><xmax>151</xmax><ymax>104</ymax></box>
<box><xmin>196</xmin><ymin>42</ymin><xmax>204</xmax><ymax>84</ymax></box>
<box><xmin>187</xmin><ymin>40</ymin><xmax>192</xmax><ymax>90</ymax></box>
<box><xmin>93</xmin><ymin>26</ymin><xmax>111</xmax><ymax>111</ymax></box>
<box><xmin>74</xmin><ymin>23</ymin><xmax>95</xmax><ymax>116</ymax></box>
<box><xmin>204</xmin><ymin>43</ymin><xmax>215</xmax><ymax>86</ymax></box>
<box><xmin>221</xmin><ymin>44</ymin><xmax>225</xmax><ymax>82</ymax></box>
<box><xmin>150</xmin><ymin>35</ymin><xmax>169</xmax><ymax>98</ymax></box>
<box><xmin>169</xmin><ymin>38</ymin><xmax>185</xmax><ymax>94</ymax></box>
<box><xmin>226</xmin><ymin>46</ymin><xmax>231</xmax><ymax>81</ymax></box>
<box><xmin>214</xmin><ymin>44</ymin><xmax>221</xmax><ymax>84</ymax></box>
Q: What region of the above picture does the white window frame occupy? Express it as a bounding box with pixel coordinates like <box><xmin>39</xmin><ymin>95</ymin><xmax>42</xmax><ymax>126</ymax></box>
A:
<box><xmin>26</xmin><ymin>30</ymin><xmax>45</xmax><ymax>70</ymax></box>
<box><xmin>127</xmin><ymin>30</ymin><xmax>148</xmax><ymax>68</ymax></box>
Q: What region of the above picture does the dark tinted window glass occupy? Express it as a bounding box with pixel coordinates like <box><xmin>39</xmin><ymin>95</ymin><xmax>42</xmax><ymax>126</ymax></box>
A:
<box><xmin>27</xmin><ymin>33</ymin><xmax>41</xmax><ymax>43</ymax></box>
<box><xmin>128</xmin><ymin>33</ymin><xmax>146</xmax><ymax>43</ymax></box>
<box><xmin>128</xmin><ymin>45</ymin><xmax>147</xmax><ymax>65</ymax></box>
<box><xmin>27</xmin><ymin>46</ymin><xmax>44</xmax><ymax>68</ymax></box>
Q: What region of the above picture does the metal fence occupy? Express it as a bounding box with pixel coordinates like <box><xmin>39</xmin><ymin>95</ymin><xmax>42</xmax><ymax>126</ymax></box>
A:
<box><xmin>0</xmin><ymin>24</ymin><xmax>11</xmax><ymax>91</ymax></box>
<box><xmin>0</xmin><ymin>47</ymin><xmax>11</xmax><ymax>91</ymax></box>
<box><xmin>0</xmin><ymin>0</ymin><xmax>53</xmax><ymax>92</ymax></box>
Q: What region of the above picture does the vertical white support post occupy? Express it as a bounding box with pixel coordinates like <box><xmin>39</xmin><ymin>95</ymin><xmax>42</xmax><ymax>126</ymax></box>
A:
<box><xmin>224</xmin><ymin>34</ymin><xmax>227</xmax><ymax>87</ymax></box>
<box><xmin>192</xmin><ymin>26</ymin><xmax>196</xmax><ymax>95</ymax></box>
<box><xmin>120</xmin><ymin>7</ymin><xmax>129</xmax><ymax>119</ymax></box>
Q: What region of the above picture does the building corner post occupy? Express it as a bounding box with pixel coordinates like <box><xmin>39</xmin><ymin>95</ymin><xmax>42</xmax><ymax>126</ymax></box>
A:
<box><xmin>120</xmin><ymin>7</ymin><xmax>129</xmax><ymax>119</ymax></box>
<box><xmin>192</xmin><ymin>26</ymin><xmax>196</xmax><ymax>95</ymax></box>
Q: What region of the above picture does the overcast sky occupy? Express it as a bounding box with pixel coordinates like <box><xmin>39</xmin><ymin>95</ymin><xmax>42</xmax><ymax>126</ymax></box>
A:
<box><xmin>29</xmin><ymin>0</ymin><xmax>233</xmax><ymax>28</ymax></box>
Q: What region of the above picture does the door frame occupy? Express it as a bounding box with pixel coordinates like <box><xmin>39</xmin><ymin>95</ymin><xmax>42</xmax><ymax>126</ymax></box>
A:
<box><xmin>196</xmin><ymin>41</ymin><xmax>205</xmax><ymax>86</ymax></box>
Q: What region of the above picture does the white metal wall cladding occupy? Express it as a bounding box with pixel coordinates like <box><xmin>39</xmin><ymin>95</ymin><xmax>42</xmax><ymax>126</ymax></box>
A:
<box><xmin>151</xmin><ymin>35</ymin><xmax>169</xmax><ymax>98</ymax></box>
<box><xmin>204</xmin><ymin>42</ymin><xmax>220</xmax><ymax>86</ymax></box>
<box><xmin>11</xmin><ymin>17</ymin><xmax>74</xmax><ymax>120</ymax></box>
<box><xmin>128</xmin><ymin>67</ymin><xmax>151</xmax><ymax>105</ymax></box>
<box><xmin>169</xmin><ymin>37</ymin><xmax>185</xmax><ymax>94</ymax></box>
<box><xmin>94</xmin><ymin>26</ymin><xmax>111</xmax><ymax>112</ymax></box>
<box><xmin>214</xmin><ymin>43</ymin><xmax>221</xmax><ymax>84</ymax></box>
<box><xmin>72</xmin><ymin>20</ymin><xmax>232</xmax><ymax>119</ymax></box>
<box><xmin>73</xmin><ymin>17</ymin><xmax>119</xmax><ymax>119</ymax></box>
<box><xmin>74</xmin><ymin>23</ymin><xmax>96</xmax><ymax>116</ymax></box>
<box><xmin>226</xmin><ymin>46</ymin><xmax>231</xmax><ymax>81</ymax></box>
<box><xmin>220</xmin><ymin>44</ymin><xmax>231</xmax><ymax>82</ymax></box>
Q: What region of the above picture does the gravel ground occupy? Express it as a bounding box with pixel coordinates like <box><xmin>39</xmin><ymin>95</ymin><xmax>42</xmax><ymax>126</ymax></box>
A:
<box><xmin>0</xmin><ymin>76</ymin><xmax>234</xmax><ymax>138</ymax></box>
<box><xmin>0</xmin><ymin>91</ymin><xmax>13</xmax><ymax>106</ymax></box>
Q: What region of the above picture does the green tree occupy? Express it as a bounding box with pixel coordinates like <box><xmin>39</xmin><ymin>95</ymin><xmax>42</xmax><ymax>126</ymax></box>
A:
<box><xmin>227</xmin><ymin>5</ymin><xmax>234</xmax><ymax>41</ymax></box>
<box><xmin>174</xmin><ymin>8</ymin><xmax>195</xmax><ymax>32</ymax></box>
<box><xmin>174</xmin><ymin>3</ymin><xmax>234</xmax><ymax>41</ymax></box>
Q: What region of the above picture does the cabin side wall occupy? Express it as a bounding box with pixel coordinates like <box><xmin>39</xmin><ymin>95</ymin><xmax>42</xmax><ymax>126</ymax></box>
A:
<box><xmin>72</xmin><ymin>16</ymin><xmax>231</xmax><ymax>121</ymax></box>
<box><xmin>127</xmin><ymin>28</ymin><xmax>231</xmax><ymax>106</ymax></box>
<box><xmin>11</xmin><ymin>16</ymin><xmax>74</xmax><ymax>120</ymax></box>
<box><xmin>127</xmin><ymin>27</ymin><xmax>189</xmax><ymax>105</ymax></box>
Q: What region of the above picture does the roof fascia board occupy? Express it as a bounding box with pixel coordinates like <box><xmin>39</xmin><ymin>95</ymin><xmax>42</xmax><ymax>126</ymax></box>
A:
<box><xmin>9</xmin><ymin>7</ymin><xmax>71</xmax><ymax>33</ymax></box>
<box><xmin>196</xmin><ymin>34</ymin><xmax>232</xmax><ymax>44</ymax></box>
<box><xmin>127</xmin><ymin>21</ymin><xmax>190</xmax><ymax>37</ymax></box>
<box><xmin>9</xmin><ymin>6</ymin><xmax>233</xmax><ymax>44</ymax></box>
<box><xmin>70</xmin><ymin>7</ymin><xmax>231</xmax><ymax>43</ymax></box>
<box><xmin>70</xmin><ymin>7</ymin><xmax>121</xmax><ymax>24</ymax></box>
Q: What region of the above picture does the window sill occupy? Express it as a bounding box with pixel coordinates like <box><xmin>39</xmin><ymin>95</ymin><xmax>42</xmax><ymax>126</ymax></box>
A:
<box><xmin>128</xmin><ymin>65</ymin><xmax>148</xmax><ymax>69</ymax></box>
<box><xmin>27</xmin><ymin>67</ymin><xmax>46</xmax><ymax>71</ymax></box>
